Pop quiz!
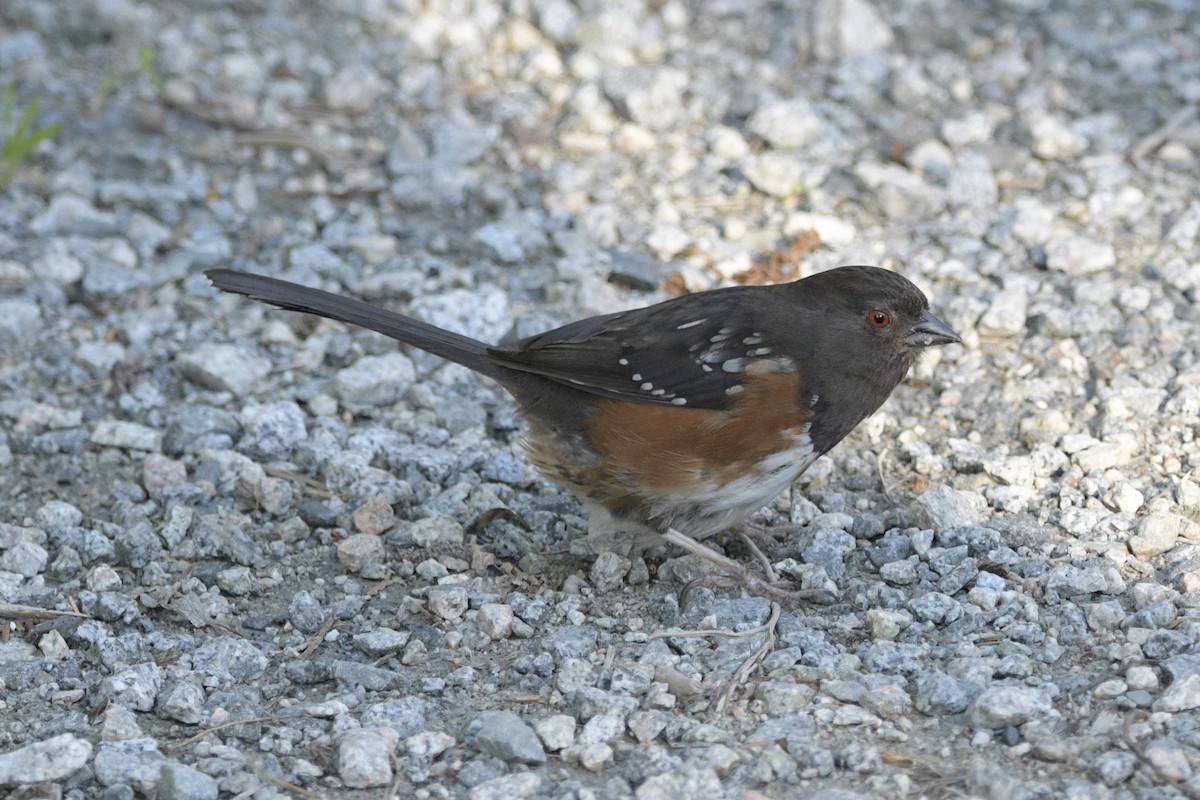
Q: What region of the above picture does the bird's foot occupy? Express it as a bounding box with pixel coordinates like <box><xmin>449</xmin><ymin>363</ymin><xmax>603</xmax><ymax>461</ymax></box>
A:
<box><xmin>662</xmin><ymin>527</ymin><xmax>836</xmax><ymax>609</ymax></box>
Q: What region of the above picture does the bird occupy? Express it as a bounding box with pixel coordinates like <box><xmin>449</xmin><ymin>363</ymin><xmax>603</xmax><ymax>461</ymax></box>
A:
<box><xmin>205</xmin><ymin>265</ymin><xmax>959</xmax><ymax>602</ymax></box>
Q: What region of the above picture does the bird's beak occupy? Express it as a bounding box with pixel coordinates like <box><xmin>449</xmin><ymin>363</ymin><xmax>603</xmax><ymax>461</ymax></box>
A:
<box><xmin>905</xmin><ymin>310</ymin><xmax>960</xmax><ymax>348</ymax></box>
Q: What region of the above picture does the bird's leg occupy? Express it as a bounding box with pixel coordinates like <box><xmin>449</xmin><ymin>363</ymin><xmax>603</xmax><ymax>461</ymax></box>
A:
<box><xmin>655</xmin><ymin>528</ymin><xmax>834</xmax><ymax>716</ymax></box>
<box><xmin>661</xmin><ymin>527</ymin><xmax>835</xmax><ymax>607</ymax></box>
<box><xmin>737</xmin><ymin>517</ymin><xmax>797</xmax><ymax>545</ymax></box>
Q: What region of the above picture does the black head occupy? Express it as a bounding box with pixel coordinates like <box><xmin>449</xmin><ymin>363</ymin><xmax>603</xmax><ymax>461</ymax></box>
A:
<box><xmin>790</xmin><ymin>266</ymin><xmax>959</xmax><ymax>452</ymax></box>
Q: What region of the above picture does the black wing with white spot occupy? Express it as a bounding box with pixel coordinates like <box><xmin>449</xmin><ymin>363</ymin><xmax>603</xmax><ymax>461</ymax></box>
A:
<box><xmin>486</xmin><ymin>287</ymin><xmax>796</xmax><ymax>409</ymax></box>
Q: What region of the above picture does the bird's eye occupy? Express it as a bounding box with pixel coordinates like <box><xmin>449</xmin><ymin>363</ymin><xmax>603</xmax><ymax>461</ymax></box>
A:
<box><xmin>867</xmin><ymin>309</ymin><xmax>891</xmax><ymax>329</ymax></box>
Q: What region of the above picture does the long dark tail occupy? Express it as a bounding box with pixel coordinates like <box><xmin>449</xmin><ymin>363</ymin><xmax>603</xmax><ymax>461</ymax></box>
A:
<box><xmin>205</xmin><ymin>269</ymin><xmax>503</xmax><ymax>379</ymax></box>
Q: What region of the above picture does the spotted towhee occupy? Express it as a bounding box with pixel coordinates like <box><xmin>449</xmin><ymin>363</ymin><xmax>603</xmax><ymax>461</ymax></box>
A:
<box><xmin>206</xmin><ymin>265</ymin><xmax>959</xmax><ymax>600</ymax></box>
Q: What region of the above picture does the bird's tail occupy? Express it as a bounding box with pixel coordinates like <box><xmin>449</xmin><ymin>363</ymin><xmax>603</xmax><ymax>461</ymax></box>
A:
<box><xmin>205</xmin><ymin>269</ymin><xmax>503</xmax><ymax>379</ymax></box>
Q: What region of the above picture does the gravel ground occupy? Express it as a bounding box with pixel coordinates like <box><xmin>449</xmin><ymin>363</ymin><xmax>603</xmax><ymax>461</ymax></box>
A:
<box><xmin>2</xmin><ymin>0</ymin><xmax>1200</xmax><ymax>798</ymax></box>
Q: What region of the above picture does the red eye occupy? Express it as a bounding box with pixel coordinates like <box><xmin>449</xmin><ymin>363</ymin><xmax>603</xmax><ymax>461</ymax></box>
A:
<box><xmin>868</xmin><ymin>309</ymin><xmax>891</xmax><ymax>328</ymax></box>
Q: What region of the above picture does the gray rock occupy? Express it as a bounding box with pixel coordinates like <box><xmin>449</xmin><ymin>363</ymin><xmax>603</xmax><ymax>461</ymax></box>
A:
<box><xmin>534</xmin><ymin>715</ymin><xmax>576</xmax><ymax>751</ymax></box>
<box><xmin>289</xmin><ymin>589</ymin><xmax>326</xmax><ymax>634</ymax></box>
<box><xmin>813</xmin><ymin>0</ymin><xmax>893</xmax><ymax>60</ymax></box>
<box><xmin>914</xmin><ymin>670</ymin><xmax>976</xmax><ymax>715</ymax></box>
<box><xmin>177</xmin><ymin>344</ymin><xmax>271</xmax><ymax>396</ymax></box>
<box><xmin>467</xmin><ymin>710</ymin><xmax>546</xmax><ymax>765</ymax></box>
<box><xmin>1142</xmin><ymin>737</ymin><xmax>1192</xmax><ymax>782</ymax></box>
<box><xmin>406</xmin><ymin>515</ymin><xmax>465</xmax><ymax>547</ymax></box>
<box><xmin>29</xmin><ymin>195</ymin><xmax>119</xmax><ymax>237</ymax></box>
<box><xmin>604</xmin><ymin>66</ymin><xmax>688</xmax><ymax>130</ymax></box>
<box><xmin>90</xmin><ymin>419</ymin><xmax>162</xmax><ymax>450</ymax></box>
<box><xmin>157</xmin><ymin>681</ymin><xmax>205</xmax><ymax>725</ymax></box>
<box><xmin>977</xmin><ymin>283</ymin><xmax>1029</xmax><ymax>337</ymax></box>
<box><xmin>427</xmin><ymin>585</ymin><xmax>469</xmax><ymax>621</ymax></box>
<box><xmin>908</xmin><ymin>591</ymin><xmax>962</xmax><ymax>624</ymax></box>
<box><xmin>1092</xmin><ymin>750</ymin><xmax>1137</xmax><ymax>786</ymax></box>
<box><xmin>0</xmin><ymin>540</ymin><xmax>48</xmax><ymax>577</ymax></box>
<box><xmin>1046</xmin><ymin>565</ymin><xmax>1109</xmax><ymax>596</ymax></box>
<box><xmin>467</xmin><ymin>772</ymin><xmax>544</xmax><ymax>800</ymax></box>
<box><xmin>1142</xmin><ymin>629</ymin><xmax>1193</xmax><ymax>660</ymax></box>
<box><xmin>589</xmin><ymin>551</ymin><xmax>631</xmax><ymax>591</ymax></box>
<box><xmin>855</xmin><ymin>162</ymin><xmax>946</xmax><ymax>220</ymax></box>
<box><xmin>572</xmin><ymin>686</ymin><xmax>639</xmax><ymax>720</ymax></box>
<box><xmin>330</xmin><ymin>352</ymin><xmax>415</xmax><ymax>407</ymax></box>
<box><xmin>966</xmin><ymin>685</ymin><xmax>1054</xmax><ymax>729</ymax></box>
<box><xmin>98</xmin><ymin>662</ymin><xmax>163</xmax><ymax>712</ymax></box>
<box><xmin>1130</xmin><ymin>513</ymin><xmax>1197</xmax><ymax>559</ymax></box>
<box><xmin>634</xmin><ymin>759</ymin><xmax>723</xmax><ymax>800</ymax></box>
<box><xmin>93</xmin><ymin>739</ymin><xmax>164</xmax><ymax>793</ymax></box>
<box><xmin>0</xmin><ymin>299</ymin><xmax>41</xmax><ymax>347</ymax></box>
<box><xmin>1044</xmin><ymin>236</ymin><xmax>1116</xmax><ymax>276</ymax></box>
<box><xmin>35</xmin><ymin>500</ymin><xmax>83</xmax><ymax>532</ymax></box>
<box><xmin>334</xmin><ymin>660</ymin><xmax>404</xmax><ymax>691</ymax></box>
<box><xmin>746</xmin><ymin>98</ymin><xmax>823</xmax><ymax>149</ymax></box>
<box><xmin>238</xmin><ymin>401</ymin><xmax>307</xmax><ymax>460</ymax></box>
<box><xmin>338</xmin><ymin>727</ymin><xmax>398</xmax><ymax>789</ymax></box>
<box><xmin>1027</xmin><ymin>111</ymin><xmax>1088</xmax><ymax>159</ymax></box>
<box><xmin>0</xmin><ymin>733</ymin><xmax>92</xmax><ymax>785</ymax></box>
<box><xmin>162</xmin><ymin>405</ymin><xmax>240</xmax><ymax>455</ymax></box>
<box><xmin>157</xmin><ymin>762</ymin><xmax>219</xmax><ymax>800</ymax></box>
<box><xmin>911</xmin><ymin>486</ymin><xmax>988</xmax><ymax>531</ymax></box>
<box><xmin>362</xmin><ymin>697</ymin><xmax>431</xmax><ymax>739</ymax></box>
<box><xmin>191</xmin><ymin>637</ymin><xmax>269</xmax><ymax>680</ymax></box>
<box><xmin>352</xmin><ymin>628</ymin><xmax>410</xmax><ymax>659</ymax></box>
<box><xmin>740</xmin><ymin>152</ymin><xmax>809</xmax><ymax>197</ymax></box>
<box><xmin>606</xmin><ymin>249</ymin><xmax>660</xmax><ymax>291</ymax></box>
<box><xmin>801</xmin><ymin>527</ymin><xmax>855</xmax><ymax>580</ymax></box>
<box><xmin>113</xmin><ymin>520</ymin><xmax>164</xmax><ymax>569</ymax></box>
<box><xmin>1154</xmin><ymin>673</ymin><xmax>1200</xmax><ymax>712</ymax></box>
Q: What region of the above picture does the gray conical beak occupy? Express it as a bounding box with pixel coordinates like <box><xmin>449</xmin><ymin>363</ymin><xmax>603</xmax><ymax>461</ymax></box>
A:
<box><xmin>906</xmin><ymin>310</ymin><xmax>960</xmax><ymax>348</ymax></box>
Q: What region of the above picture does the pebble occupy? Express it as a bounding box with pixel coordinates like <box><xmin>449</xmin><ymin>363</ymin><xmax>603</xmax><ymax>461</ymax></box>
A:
<box><xmin>468</xmin><ymin>772</ymin><xmax>544</xmax><ymax>800</ymax></box>
<box><xmin>1044</xmin><ymin>237</ymin><xmax>1117</xmax><ymax>276</ymax></box>
<box><xmin>1130</xmin><ymin>513</ymin><xmax>1197</xmax><ymax>559</ymax></box>
<box><xmin>337</xmin><ymin>533</ymin><xmax>386</xmax><ymax>572</ymax></box>
<box><xmin>0</xmin><ymin>734</ymin><xmax>92</xmax><ymax>785</ymax></box>
<box><xmin>467</xmin><ymin>711</ymin><xmax>546</xmax><ymax>765</ymax></box>
<box><xmin>589</xmin><ymin>550</ymin><xmax>631</xmax><ymax>591</ymax></box>
<box><xmin>534</xmin><ymin>715</ymin><xmax>576</xmax><ymax>752</ymax></box>
<box><xmin>91</xmin><ymin>420</ymin><xmax>162</xmax><ymax>451</ymax></box>
<box><xmin>746</xmin><ymin>98</ymin><xmax>823</xmax><ymax>149</ymax></box>
<box><xmin>427</xmin><ymin>585</ymin><xmax>469</xmax><ymax>621</ymax></box>
<box><xmin>338</xmin><ymin>728</ymin><xmax>399</xmax><ymax>788</ymax></box>
<box><xmin>330</xmin><ymin>352</ymin><xmax>416</xmax><ymax>407</ymax></box>
<box><xmin>967</xmin><ymin>686</ymin><xmax>1054</xmax><ymax>729</ymax></box>
<box><xmin>406</xmin><ymin>515</ymin><xmax>465</xmax><ymax>547</ymax></box>
<box><xmin>911</xmin><ymin>486</ymin><xmax>988</xmax><ymax>531</ymax></box>
<box><xmin>157</xmin><ymin>763</ymin><xmax>219</xmax><ymax>800</ymax></box>
<box><xmin>176</xmin><ymin>343</ymin><xmax>271</xmax><ymax>396</ymax></box>
<box><xmin>1154</xmin><ymin>673</ymin><xmax>1200</xmax><ymax>712</ymax></box>
<box><xmin>477</xmin><ymin>603</ymin><xmax>515</xmax><ymax>639</ymax></box>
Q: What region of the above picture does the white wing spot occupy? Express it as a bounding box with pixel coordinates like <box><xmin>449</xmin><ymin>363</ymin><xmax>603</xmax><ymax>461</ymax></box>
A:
<box><xmin>671</xmin><ymin>398</ymin><xmax>688</xmax><ymax>405</ymax></box>
<box><xmin>701</xmin><ymin>364</ymin><xmax>713</xmax><ymax>372</ymax></box>
<box><xmin>743</xmin><ymin>334</ymin><xmax>763</xmax><ymax>345</ymax></box>
<box><xmin>631</xmin><ymin>373</ymin><xmax>642</xmax><ymax>381</ymax></box>
<box><xmin>750</xmin><ymin>347</ymin><xmax>772</xmax><ymax>356</ymax></box>
<box><xmin>651</xmin><ymin>389</ymin><xmax>666</xmax><ymax>396</ymax></box>
<box><xmin>709</xmin><ymin>327</ymin><xmax>734</xmax><ymax>343</ymax></box>
<box><xmin>618</xmin><ymin>358</ymin><xmax>629</xmax><ymax>366</ymax></box>
<box><xmin>640</xmin><ymin>382</ymin><xmax>654</xmax><ymax>391</ymax></box>
<box><xmin>722</xmin><ymin>358</ymin><xmax>747</xmax><ymax>373</ymax></box>
<box><xmin>676</xmin><ymin>319</ymin><xmax>707</xmax><ymax>330</ymax></box>
<box><xmin>726</xmin><ymin>385</ymin><xmax>745</xmax><ymax>395</ymax></box>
